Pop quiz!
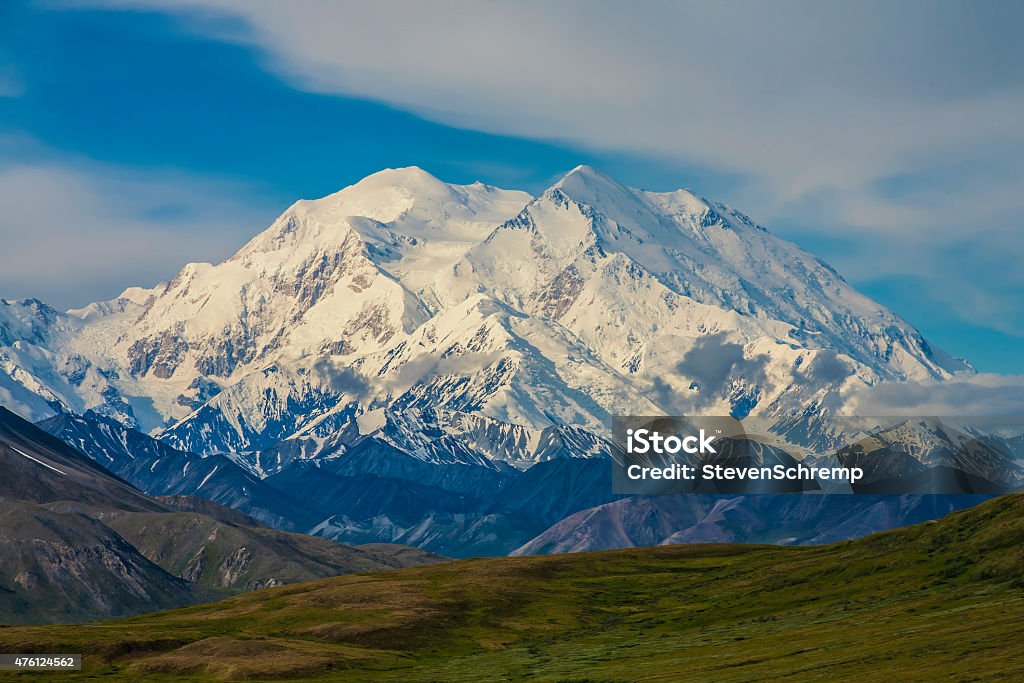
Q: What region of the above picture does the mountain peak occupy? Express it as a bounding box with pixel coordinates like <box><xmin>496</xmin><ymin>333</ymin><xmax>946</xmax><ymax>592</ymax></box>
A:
<box><xmin>551</xmin><ymin>165</ymin><xmax>624</xmax><ymax>197</ymax></box>
<box><xmin>325</xmin><ymin>166</ymin><xmax>460</xmax><ymax>210</ymax></box>
<box><xmin>545</xmin><ymin>164</ymin><xmax>647</xmax><ymax>219</ymax></box>
<box><xmin>537</xmin><ymin>165</ymin><xmax>661</xmax><ymax>246</ymax></box>
<box><xmin>356</xmin><ymin>165</ymin><xmax>447</xmax><ymax>188</ymax></box>
<box><xmin>298</xmin><ymin>166</ymin><xmax>530</xmax><ymax>233</ymax></box>
<box><xmin>559</xmin><ymin>163</ymin><xmax>611</xmax><ymax>180</ymax></box>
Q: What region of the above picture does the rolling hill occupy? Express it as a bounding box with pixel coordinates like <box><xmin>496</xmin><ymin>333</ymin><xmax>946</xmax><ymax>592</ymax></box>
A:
<box><xmin>3</xmin><ymin>492</ymin><xmax>1023</xmax><ymax>681</ymax></box>
<box><xmin>0</xmin><ymin>407</ymin><xmax>442</xmax><ymax>624</ymax></box>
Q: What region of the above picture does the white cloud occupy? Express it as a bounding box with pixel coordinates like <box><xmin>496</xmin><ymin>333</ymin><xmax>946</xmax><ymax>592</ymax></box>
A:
<box><xmin>84</xmin><ymin>1</ymin><xmax>1024</xmax><ymax>198</ymax></box>
<box><xmin>0</xmin><ymin>150</ymin><xmax>275</xmax><ymax>309</ymax></box>
<box><xmin>77</xmin><ymin>0</ymin><xmax>1024</xmax><ymax>341</ymax></box>
<box><xmin>842</xmin><ymin>374</ymin><xmax>1024</xmax><ymax>416</ymax></box>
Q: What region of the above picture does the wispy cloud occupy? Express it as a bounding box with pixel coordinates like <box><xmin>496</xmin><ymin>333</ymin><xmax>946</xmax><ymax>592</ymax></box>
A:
<box><xmin>85</xmin><ymin>2</ymin><xmax>1024</xmax><ymax>197</ymax></box>
<box><xmin>0</xmin><ymin>140</ymin><xmax>276</xmax><ymax>309</ymax></box>
<box><xmin>78</xmin><ymin>1</ymin><xmax>1024</xmax><ymax>344</ymax></box>
<box><xmin>842</xmin><ymin>374</ymin><xmax>1024</xmax><ymax>417</ymax></box>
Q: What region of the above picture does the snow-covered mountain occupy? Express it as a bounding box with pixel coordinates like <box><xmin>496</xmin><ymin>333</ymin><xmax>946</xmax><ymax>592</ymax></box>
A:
<box><xmin>0</xmin><ymin>165</ymin><xmax>970</xmax><ymax>467</ymax></box>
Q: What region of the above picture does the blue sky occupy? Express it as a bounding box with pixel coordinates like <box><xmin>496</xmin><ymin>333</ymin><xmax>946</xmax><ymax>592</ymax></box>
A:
<box><xmin>1</xmin><ymin>1</ymin><xmax>1023</xmax><ymax>374</ymax></box>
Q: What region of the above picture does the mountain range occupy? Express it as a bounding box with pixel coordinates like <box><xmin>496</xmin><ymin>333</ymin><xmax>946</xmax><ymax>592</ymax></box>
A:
<box><xmin>0</xmin><ymin>165</ymin><xmax>1007</xmax><ymax>560</ymax></box>
<box><xmin>0</xmin><ymin>166</ymin><xmax>967</xmax><ymax>443</ymax></box>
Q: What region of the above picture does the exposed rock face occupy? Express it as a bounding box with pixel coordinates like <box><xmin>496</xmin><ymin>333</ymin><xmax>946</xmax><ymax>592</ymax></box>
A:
<box><xmin>181</xmin><ymin>548</ymin><xmax>206</xmax><ymax>583</ymax></box>
<box><xmin>218</xmin><ymin>547</ymin><xmax>253</xmax><ymax>588</ymax></box>
<box><xmin>128</xmin><ymin>330</ymin><xmax>190</xmax><ymax>378</ymax></box>
<box><xmin>0</xmin><ymin>501</ymin><xmax>193</xmax><ymax>624</ymax></box>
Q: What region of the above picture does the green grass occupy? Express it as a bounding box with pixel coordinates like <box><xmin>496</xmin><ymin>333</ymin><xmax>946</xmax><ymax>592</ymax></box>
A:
<box><xmin>4</xmin><ymin>494</ymin><xmax>1024</xmax><ymax>681</ymax></box>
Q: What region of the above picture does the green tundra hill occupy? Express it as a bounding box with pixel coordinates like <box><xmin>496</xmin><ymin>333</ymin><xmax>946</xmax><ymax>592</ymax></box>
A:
<box><xmin>3</xmin><ymin>493</ymin><xmax>1024</xmax><ymax>682</ymax></box>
